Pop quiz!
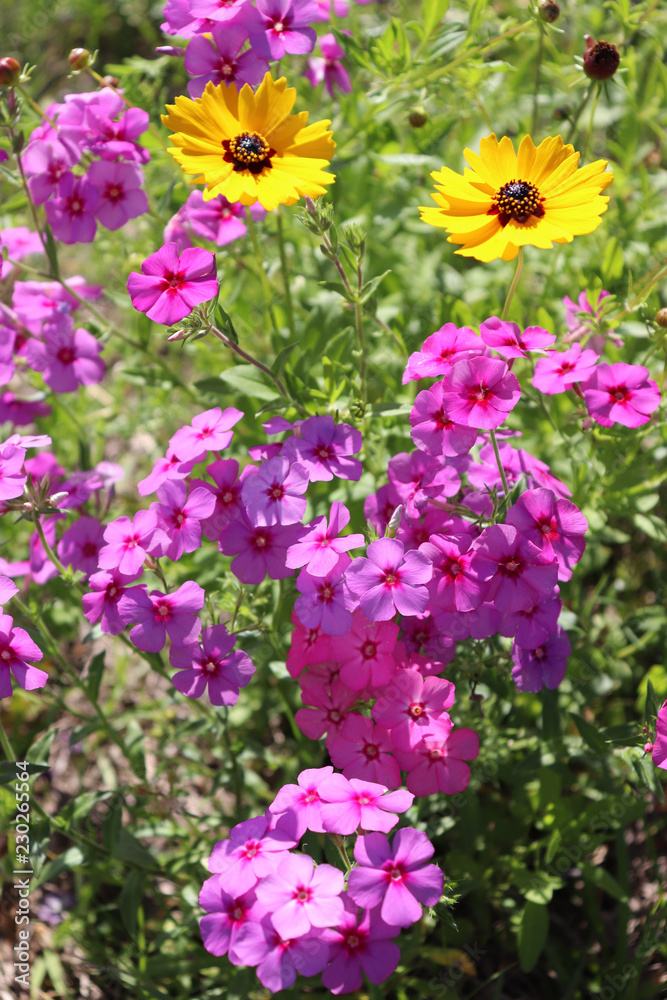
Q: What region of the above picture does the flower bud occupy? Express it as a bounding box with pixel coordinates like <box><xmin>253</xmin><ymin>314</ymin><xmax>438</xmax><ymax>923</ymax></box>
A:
<box><xmin>101</xmin><ymin>74</ymin><xmax>120</xmax><ymax>88</ymax></box>
<box><xmin>155</xmin><ymin>45</ymin><xmax>185</xmax><ymax>57</ymax></box>
<box><xmin>68</xmin><ymin>48</ymin><xmax>91</xmax><ymax>71</ymax></box>
<box><xmin>0</xmin><ymin>57</ymin><xmax>21</xmax><ymax>87</ymax></box>
<box><xmin>655</xmin><ymin>307</ymin><xmax>667</xmax><ymax>329</ymax></box>
<box><xmin>644</xmin><ymin>742</ymin><xmax>654</xmax><ymax>755</ymax></box>
<box><xmin>583</xmin><ymin>36</ymin><xmax>620</xmax><ymax>80</ymax></box>
<box><xmin>408</xmin><ymin>108</ymin><xmax>428</xmax><ymax>128</ymax></box>
<box><xmin>539</xmin><ymin>0</ymin><xmax>560</xmax><ymax>23</ymax></box>
<box><xmin>553</xmin><ymin>105</ymin><xmax>571</xmax><ymax>121</ymax></box>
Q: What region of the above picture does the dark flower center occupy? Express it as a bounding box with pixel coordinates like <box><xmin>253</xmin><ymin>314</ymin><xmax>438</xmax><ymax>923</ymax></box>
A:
<box><xmin>223</xmin><ymin>131</ymin><xmax>275</xmax><ymax>175</ymax></box>
<box><xmin>490</xmin><ymin>179</ymin><xmax>545</xmax><ymax>226</ymax></box>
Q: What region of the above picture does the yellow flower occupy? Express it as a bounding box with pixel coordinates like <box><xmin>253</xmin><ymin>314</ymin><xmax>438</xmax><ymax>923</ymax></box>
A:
<box><xmin>162</xmin><ymin>72</ymin><xmax>335</xmax><ymax>212</ymax></box>
<box><xmin>419</xmin><ymin>133</ymin><xmax>613</xmax><ymax>262</ymax></box>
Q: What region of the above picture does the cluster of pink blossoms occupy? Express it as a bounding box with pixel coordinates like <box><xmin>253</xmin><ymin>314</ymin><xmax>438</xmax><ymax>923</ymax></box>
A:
<box><xmin>199</xmin><ymin>765</ymin><xmax>443</xmax><ymax>993</ymax></box>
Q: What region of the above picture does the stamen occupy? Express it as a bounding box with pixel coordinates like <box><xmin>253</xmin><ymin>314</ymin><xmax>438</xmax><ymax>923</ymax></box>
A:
<box><xmin>222</xmin><ymin>131</ymin><xmax>276</xmax><ymax>175</ymax></box>
<box><xmin>489</xmin><ymin>179</ymin><xmax>545</xmax><ymax>226</ymax></box>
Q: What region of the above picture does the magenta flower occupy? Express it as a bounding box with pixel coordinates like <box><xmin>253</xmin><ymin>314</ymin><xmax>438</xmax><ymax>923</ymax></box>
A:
<box><xmin>372</xmin><ymin>669</ymin><xmax>455</xmax><ymax>751</ymax></box>
<box><xmin>564</xmin><ymin>289</ymin><xmax>618</xmax><ymax>352</ymax></box>
<box><xmin>319</xmin><ymin>773</ymin><xmax>414</xmax><ymax>835</ymax></box>
<box><xmin>403</xmin><ymin>323</ymin><xmax>484</xmax><ymax>384</ymax></box>
<box><xmin>268</xmin><ymin>765</ymin><xmax>335</xmax><ymax>838</ymax></box>
<box><xmin>327</xmin><ymin>715</ymin><xmax>401</xmax><ymax>788</ymax></box>
<box><xmin>241</xmin><ymin>456</ymin><xmax>309</xmax><ymax>526</ymax></box>
<box><xmin>86</xmin><ymin>160</ymin><xmax>148</xmax><ymax>231</ymax></box>
<box><xmin>499</xmin><ymin>596</ymin><xmax>562</xmax><ymax>648</ymax></box>
<box><xmin>190</xmin><ymin>459</ymin><xmax>251</xmax><ymax>539</ymax></box>
<box><xmin>652</xmin><ymin>701</ymin><xmax>667</xmax><ymax>771</ymax></box>
<box><xmin>304</xmin><ymin>33</ymin><xmax>352</xmax><ymax>96</ymax></box>
<box><xmin>170</xmin><ymin>406</ymin><xmax>243</xmax><ymax>463</ymax></box>
<box><xmin>320</xmin><ymin>896</ymin><xmax>401</xmax><ymax>994</ymax></box>
<box><xmin>57</xmin><ymin>515</ymin><xmax>105</xmax><ymax>578</ymax></box>
<box><xmin>327</xmin><ymin>609</ymin><xmax>399</xmax><ymax>692</ymax></box>
<box><xmin>281</xmin><ymin>415</ymin><xmax>362</xmax><ymax>482</ymax></box>
<box><xmin>295</xmin><ymin>557</ymin><xmax>355</xmax><ymax>636</ymax></box>
<box><xmin>479</xmin><ymin>317</ymin><xmax>555</xmax><ymax>359</ymax></box>
<box><xmin>25</xmin><ymin>317</ymin><xmax>105</xmax><ymax>393</ymax></box>
<box><xmin>218</xmin><ymin>514</ymin><xmax>303</xmax><ymax>584</ymax></box>
<box><xmin>22</xmin><ymin>138</ymin><xmax>81</xmax><ymax>205</ymax></box>
<box><xmin>394</xmin><ymin>728</ymin><xmax>480</xmax><ymax>796</ymax></box>
<box><xmin>346</xmin><ymin>538</ymin><xmax>432</xmax><ymax>622</ymax></box>
<box><xmin>184</xmin><ymin>23</ymin><xmax>269</xmax><ymax>97</ymax></box>
<box><xmin>294</xmin><ymin>677</ymin><xmax>357</xmax><ymax>742</ymax></box>
<box><xmin>0</xmin><ymin>613</ymin><xmax>48</xmax><ymax>699</ymax></box>
<box><xmin>532</xmin><ymin>342</ymin><xmax>599</xmax><ymax>395</ymax></box>
<box><xmin>199</xmin><ymin>879</ymin><xmax>261</xmax><ymax>961</ymax></box>
<box><xmin>286</xmin><ymin>501</ymin><xmax>365</xmax><ymax>577</ymax></box>
<box><xmin>0</xmin><ymin>227</ymin><xmax>43</xmax><ymax>278</ymax></box>
<box><xmin>137</xmin><ymin>448</ymin><xmax>196</xmax><ymax>497</ymax></box>
<box><xmin>255</xmin><ymin>0</ymin><xmax>318</xmax><ymax>59</ymax></box>
<box><xmin>470</xmin><ymin>524</ymin><xmax>558</xmax><ymax>613</ymax></box>
<box><xmin>181</xmin><ymin>190</ymin><xmax>249</xmax><ymax>246</ymax></box>
<box><xmin>0</xmin><ymin>393</ymin><xmax>51</xmax><ymax>426</ymax></box>
<box><xmin>98</xmin><ymin>510</ymin><xmax>160</xmax><ymax>576</ymax></box>
<box><xmin>82</xmin><ymin>568</ymin><xmax>143</xmax><ymax>635</ymax></box>
<box><xmin>44</xmin><ymin>173</ymin><xmax>99</xmax><ymax>244</ymax></box>
<box><xmin>232</xmin><ymin>914</ymin><xmax>330</xmax><ymax>993</ymax></box>
<box><xmin>151</xmin><ymin>479</ymin><xmax>217</xmax><ymax>561</ymax></box>
<box><xmin>169</xmin><ymin>624</ymin><xmax>254</xmax><ymax>705</ymax></box>
<box><xmin>347</xmin><ymin>828</ymin><xmax>444</xmax><ymax>927</ymax></box>
<box><xmin>126</xmin><ymin>243</ymin><xmax>219</xmax><ymax>326</ymax></box>
<box><xmin>505</xmin><ymin>488</ymin><xmax>587</xmax><ymax>582</ymax></box>
<box><xmin>440</xmin><ymin>356</ymin><xmax>521</xmax><ymax>429</ymax></box>
<box><xmin>0</xmin><ymin>439</ymin><xmax>27</xmax><ymax>502</ymax></box>
<box><xmin>286</xmin><ymin>612</ymin><xmax>332</xmax><ymax>677</ymax></box>
<box><xmin>387</xmin><ymin>450</ymin><xmax>460</xmax><ymax>521</ymax></box>
<box><xmin>511</xmin><ymin>626</ymin><xmax>571</xmax><ymax>692</ymax></box>
<box><xmin>189</xmin><ymin>0</ymin><xmax>259</xmax><ymax>24</ymax></box>
<box><xmin>581</xmin><ymin>363</ymin><xmax>661</xmax><ymax>428</ymax></box>
<box><xmin>117</xmin><ymin>580</ymin><xmax>204</xmax><ymax>653</ymax></box>
<box><xmin>208</xmin><ymin>814</ymin><xmax>296</xmax><ymax>896</ymax></box>
<box><xmin>410</xmin><ymin>381</ymin><xmax>478</xmax><ymax>457</ymax></box>
<box><xmin>256</xmin><ymin>852</ymin><xmax>344</xmax><ymax>939</ymax></box>
<box><xmin>420</xmin><ymin>533</ymin><xmax>486</xmax><ymax>612</ymax></box>
<box><xmin>0</xmin><ymin>576</ymin><xmax>18</xmax><ymax>609</ymax></box>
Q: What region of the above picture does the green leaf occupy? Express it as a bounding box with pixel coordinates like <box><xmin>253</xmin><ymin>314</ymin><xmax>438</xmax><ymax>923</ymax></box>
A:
<box><xmin>125</xmin><ymin>718</ymin><xmax>146</xmax><ymax>780</ymax></box>
<box><xmin>218</xmin><ymin>365</ymin><xmax>280</xmax><ymax>402</ymax></box>
<box><xmin>319</xmin><ymin>279</ymin><xmax>353</xmax><ymax>301</ymax></box>
<box><xmin>545</xmin><ymin>829</ymin><xmax>562</xmax><ymax>865</ymax></box>
<box><xmin>112</xmin><ymin>829</ymin><xmax>158</xmax><ymax>871</ymax></box>
<box><xmin>213</xmin><ymin>304</ymin><xmax>239</xmax><ymax>344</ymax></box>
<box><xmin>579</xmin><ymin>862</ymin><xmax>628</xmax><ymax>902</ymax></box>
<box><xmin>119</xmin><ymin>870</ymin><xmax>145</xmax><ymax>937</ymax></box>
<box><xmin>272</xmin><ymin>341</ymin><xmax>299</xmax><ymax>377</ymax></box>
<box><xmin>86</xmin><ymin>651</ymin><xmax>105</xmax><ymax>703</ymax></box>
<box><xmin>359</xmin><ymin>269</ymin><xmax>392</xmax><ymax>304</ymax></box>
<box><xmin>422</xmin><ymin>0</ymin><xmax>450</xmax><ymax>40</ymax></box>
<box><xmin>513</xmin><ymin>868</ymin><xmax>562</xmax><ymax>904</ymax></box>
<box><xmin>645</xmin><ymin>678</ymin><xmax>660</xmax><ymax>725</ymax></box>
<box><xmin>43</xmin><ymin>224</ymin><xmax>61</xmax><ymax>280</ymax></box>
<box><xmin>0</xmin><ymin>761</ymin><xmax>50</xmax><ymax>786</ymax></box>
<box><xmin>518</xmin><ymin>901</ymin><xmax>549</xmax><ymax>972</ymax></box>
<box><xmin>34</xmin><ymin>847</ymin><xmax>86</xmax><ymax>888</ymax></box>
<box><xmin>570</xmin><ymin>712</ymin><xmax>607</xmax><ymax>755</ymax></box>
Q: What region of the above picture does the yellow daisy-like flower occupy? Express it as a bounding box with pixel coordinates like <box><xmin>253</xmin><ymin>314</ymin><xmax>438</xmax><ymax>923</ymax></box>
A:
<box><xmin>419</xmin><ymin>133</ymin><xmax>613</xmax><ymax>262</ymax></box>
<box><xmin>162</xmin><ymin>72</ymin><xmax>335</xmax><ymax>212</ymax></box>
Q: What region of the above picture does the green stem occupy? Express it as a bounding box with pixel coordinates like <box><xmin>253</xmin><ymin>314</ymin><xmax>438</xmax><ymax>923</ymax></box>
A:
<box><xmin>489</xmin><ymin>428</ymin><xmax>511</xmax><ymax>498</ymax></box>
<box><xmin>32</xmin><ymin>513</ymin><xmax>68</xmax><ymax>575</ymax></box>
<box><xmin>501</xmin><ymin>247</ymin><xmax>524</xmax><ymax>321</ymax></box>
<box><xmin>16</xmin><ymin>84</ymin><xmax>58</xmax><ymax>127</ymax></box>
<box><xmin>246</xmin><ymin>208</ymin><xmax>281</xmax><ymax>343</ymax></box>
<box><xmin>328</xmin><ymin>834</ymin><xmax>352</xmax><ymax>871</ymax></box>
<box><xmin>276</xmin><ymin>207</ymin><xmax>295</xmax><ymax>339</ymax></box>
<box><xmin>581</xmin><ymin>83</ymin><xmax>600</xmax><ymax>163</ymax></box>
<box><xmin>355</xmin><ymin>264</ymin><xmax>368</xmax><ymax>407</ymax></box>
<box><xmin>532</xmin><ymin>28</ymin><xmax>544</xmax><ymax>135</ymax></box>
<box><xmin>0</xmin><ymin>719</ymin><xmax>17</xmax><ymax>761</ymax></box>
<box><xmin>209</xmin><ymin>322</ymin><xmax>306</xmax><ymax>413</ymax></box>
<box><xmin>565</xmin><ymin>81</ymin><xmax>596</xmax><ymax>146</ymax></box>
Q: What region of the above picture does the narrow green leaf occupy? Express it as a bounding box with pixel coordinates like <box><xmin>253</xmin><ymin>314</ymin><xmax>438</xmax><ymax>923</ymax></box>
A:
<box><xmin>272</xmin><ymin>340</ymin><xmax>299</xmax><ymax>376</ymax></box>
<box><xmin>43</xmin><ymin>224</ymin><xmax>61</xmax><ymax>280</ymax></box>
<box><xmin>570</xmin><ymin>712</ymin><xmax>607</xmax><ymax>755</ymax></box>
<box><xmin>422</xmin><ymin>0</ymin><xmax>450</xmax><ymax>40</ymax></box>
<box><xmin>218</xmin><ymin>365</ymin><xmax>280</xmax><ymax>402</ymax></box>
<box><xmin>518</xmin><ymin>901</ymin><xmax>549</xmax><ymax>972</ymax></box>
<box><xmin>579</xmin><ymin>862</ymin><xmax>629</xmax><ymax>902</ymax></box>
<box><xmin>86</xmin><ymin>651</ymin><xmax>105</xmax><ymax>703</ymax></box>
<box><xmin>119</xmin><ymin>870</ymin><xmax>145</xmax><ymax>937</ymax></box>
<box><xmin>0</xmin><ymin>761</ymin><xmax>49</xmax><ymax>786</ymax></box>
<box><xmin>359</xmin><ymin>269</ymin><xmax>392</xmax><ymax>304</ymax></box>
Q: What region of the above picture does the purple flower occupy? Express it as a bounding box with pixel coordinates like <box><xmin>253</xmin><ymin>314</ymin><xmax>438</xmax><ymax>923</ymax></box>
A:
<box><xmin>169</xmin><ymin>624</ymin><xmax>255</xmax><ymax>705</ymax></box>
<box><xmin>532</xmin><ymin>342</ymin><xmax>599</xmax><ymax>395</ymax></box>
<box><xmin>318</xmin><ymin>774</ymin><xmax>414</xmax><ymax>835</ymax></box>
<box><xmin>86</xmin><ymin>160</ymin><xmax>148</xmax><ymax>231</ymax></box>
<box><xmin>0</xmin><ymin>576</ymin><xmax>19</xmax><ymax>610</ymax></box>
<box><xmin>511</xmin><ymin>626</ymin><xmax>571</xmax><ymax>692</ymax></box>
<box><xmin>126</xmin><ymin>243</ymin><xmax>219</xmax><ymax>326</ymax></box>
<box><xmin>118</xmin><ymin>580</ymin><xmax>204</xmax><ymax>653</ymax></box>
<box><xmin>184</xmin><ymin>23</ymin><xmax>269</xmax><ymax>97</ymax></box>
<box><xmin>151</xmin><ymin>479</ymin><xmax>217</xmax><ymax>560</ymax></box>
<box><xmin>499</xmin><ymin>596</ymin><xmax>562</xmax><ymax>648</ymax></box>
<box><xmin>281</xmin><ymin>415</ymin><xmax>362</xmax><ymax>482</ymax></box>
<box><xmin>470</xmin><ymin>524</ymin><xmax>558</xmax><ymax>613</ymax></box>
<box><xmin>86</xmin><ymin>106</ymin><xmax>150</xmax><ymax>163</ymax></box>
<box><xmin>304</xmin><ymin>33</ymin><xmax>352</xmax><ymax>97</ymax></box>
<box><xmin>329</xmin><ymin>611</ymin><xmax>398</xmax><ymax>691</ymax></box>
<box><xmin>403</xmin><ymin>323</ymin><xmax>484</xmax><ymax>384</ymax></box>
<box><xmin>170</xmin><ymin>406</ymin><xmax>243</xmax><ymax>463</ymax></box>
<box><xmin>45</xmin><ymin>173</ymin><xmax>99</xmax><ymax>244</ymax></box>
<box><xmin>241</xmin><ymin>455</ymin><xmax>309</xmax><ymax>526</ymax></box>
<box><xmin>199</xmin><ymin>879</ymin><xmax>261</xmax><ymax>961</ymax></box>
<box><xmin>21</xmin><ymin>138</ymin><xmax>81</xmax><ymax>205</ymax></box>
<box><xmin>181</xmin><ymin>190</ymin><xmax>249</xmax><ymax>246</ymax></box>
<box><xmin>479</xmin><ymin>316</ymin><xmax>555</xmax><ymax>359</ymax></box>
<box><xmin>286</xmin><ymin>501</ymin><xmax>365</xmax><ymax>576</ymax></box>
<box><xmin>255</xmin><ymin>852</ymin><xmax>345</xmax><ymax>939</ymax></box>
<box><xmin>218</xmin><ymin>514</ymin><xmax>303</xmax><ymax>584</ymax></box>
<box><xmin>25</xmin><ymin>316</ymin><xmax>105</xmax><ymax>394</ymax></box>
<box><xmin>410</xmin><ymin>381</ymin><xmax>478</xmax><ymax>457</ymax></box>
<box><xmin>232</xmin><ymin>914</ymin><xmax>330</xmax><ymax>992</ymax></box>
<box><xmin>505</xmin><ymin>488</ymin><xmax>587</xmax><ymax>582</ymax></box>
<box><xmin>98</xmin><ymin>510</ymin><xmax>160</xmax><ymax>576</ymax></box>
<box><xmin>0</xmin><ymin>613</ymin><xmax>48</xmax><ymax>698</ymax></box>
<box><xmin>347</xmin><ymin>828</ymin><xmax>444</xmax><ymax>927</ymax></box>
<box><xmin>419</xmin><ymin>533</ymin><xmax>486</xmax><ymax>612</ymax></box>
<box><xmin>652</xmin><ymin>701</ymin><xmax>667</xmax><ymax>771</ymax></box>
<box><xmin>327</xmin><ymin>715</ymin><xmax>401</xmax><ymax>788</ymax></box>
<box><xmin>137</xmin><ymin>448</ymin><xmax>196</xmax><ymax>497</ymax></box>
<box><xmin>57</xmin><ymin>515</ymin><xmax>105</xmax><ymax>578</ymax></box>
<box><xmin>208</xmin><ymin>815</ymin><xmax>296</xmax><ymax>895</ymax></box>
<box><xmin>346</xmin><ymin>538</ymin><xmax>432</xmax><ymax>621</ymax></box>
<box><xmin>440</xmin><ymin>356</ymin><xmax>521</xmax><ymax>429</ymax></box>
<box><xmin>82</xmin><ymin>569</ymin><xmax>143</xmax><ymax>635</ymax></box>
<box><xmin>394</xmin><ymin>728</ymin><xmax>480</xmax><ymax>796</ymax></box>
<box><xmin>320</xmin><ymin>896</ymin><xmax>401</xmax><ymax>994</ymax></box>
<box><xmin>372</xmin><ymin>668</ymin><xmax>455</xmax><ymax>750</ymax></box>
<box><xmin>294</xmin><ymin>556</ymin><xmax>355</xmax><ymax>636</ymax></box>
<box><xmin>0</xmin><ymin>439</ymin><xmax>27</xmax><ymax>502</ymax></box>
<box><xmin>564</xmin><ymin>289</ymin><xmax>618</xmax><ymax>352</ymax></box>
<box><xmin>255</xmin><ymin>0</ymin><xmax>318</xmax><ymax>59</ymax></box>
<box><xmin>189</xmin><ymin>0</ymin><xmax>259</xmax><ymax>24</ymax></box>
<box><xmin>268</xmin><ymin>765</ymin><xmax>335</xmax><ymax>838</ymax></box>
<box><xmin>581</xmin><ymin>363</ymin><xmax>661</xmax><ymax>428</ymax></box>
<box><xmin>189</xmin><ymin>459</ymin><xmax>252</xmax><ymax>539</ymax></box>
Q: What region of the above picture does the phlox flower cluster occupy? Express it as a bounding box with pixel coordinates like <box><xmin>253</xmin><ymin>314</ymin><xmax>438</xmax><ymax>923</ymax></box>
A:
<box><xmin>199</xmin><ymin>765</ymin><xmax>444</xmax><ymax>993</ymax></box>
<box><xmin>650</xmin><ymin>700</ymin><xmax>667</xmax><ymax>772</ymax></box>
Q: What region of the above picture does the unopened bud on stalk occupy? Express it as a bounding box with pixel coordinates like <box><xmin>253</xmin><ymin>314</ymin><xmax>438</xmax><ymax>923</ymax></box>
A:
<box><xmin>644</xmin><ymin>742</ymin><xmax>654</xmax><ymax>755</ymax></box>
<box><xmin>155</xmin><ymin>45</ymin><xmax>185</xmax><ymax>57</ymax></box>
<box><xmin>385</xmin><ymin>505</ymin><xmax>403</xmax><ymax>538</ymax></box>
<box><xmin>408</xmin><ymin>107</ymin><xmax>428</xmax><ymax>128</ymax></box>
<box><xmin>583</xmin><ymin>36</ymin><xmax>620</xmax><ymax>80</ymax></box>
<box><xmin>539</xmin><ymin>0</ymin><xmax>560</xmax><ymax>23</ymax></box>
<box><xmin>167</xmin><ymin>328</ymin><xmax>188</xmax><ymax>341</ymax></box>
<box><xmin>0</xmin><ymin>57</ymin><xmax>21</xmax><ymax>87</ymax></box>
<box><xmin>553</xmin><ymin>104</ymin><xmax>571</xmax><ymax>121</ymax></box>
<box><xmin>654</xmin><ymin>307</ymin><xmax>667</xmax><ymax>329</ymax></box>
<box><xmin>101</xmin><ymin>74</ymin><xmax>120</xmax><ymax>88</ymax></box>
<box><xmin>68</xmin><ymin>48</ymin><xmax>91</xmax><ymax>71</ymax></box>
<box><xmin>304</xmin><ymin>196</ymin><xmax>317</xmax><ymax>217</ymax></box>
<box><xmin>48</xmin><ymin>492</ymin><xmax>69</xmax><ymax>506</ymax></box>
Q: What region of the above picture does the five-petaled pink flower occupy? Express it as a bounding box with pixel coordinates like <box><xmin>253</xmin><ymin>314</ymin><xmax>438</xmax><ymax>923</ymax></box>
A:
<box><xmin>118</xmin><ymin>580</ymin><xmax>204</xmax><ymax>653</ymax></box>
<box><xmin>255</xmin><ymin>852</ymin><xmax>345</xmax><ymax>940</ymax></box>
<box><xmin>98</xmin><ymin>509</ymin><xmax>160</xmax><ymax>576</ymax></box>
<box><xmin>169</xmin><ymin>624</ymin><xmax>255</xmax><ymax>704</ymax></box>
<box><xmin>0</xmin><ymin>613</ymin><xmax>48</xmax><ymax>698</ymax></box>
<box><xmin>441</xmin><ymin>356</ymin><xmax>521</xmax><ymax>429</ymax></box>
<box><xmin>126</xmin><ymin>242</ymin><xmax>219</xmax><ymax>326</ymax></box>
<box><xmin>581</xmin><ymin>363</ymin><xmax>661</xmax><ymax>428</ymax></box>
<box><xmin>346</xmin><ymin>538</ymin><xmax>432</xmax><ymax>622</ymax></box>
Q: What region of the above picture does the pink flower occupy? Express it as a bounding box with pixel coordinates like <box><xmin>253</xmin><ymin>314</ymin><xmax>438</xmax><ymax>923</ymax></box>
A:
<box><xmin>189</xmin><ymin>0</ymin><xmax>258</xmax><ymax>24</ymax></box>
<box><xmin>440</xmin><ymin>356</ymin><xmax>521</xmax><ymax>429</ymax></box>
<box><xmin>82</xmin><ymin>569</ymin><xmax>143</xmax><ymax>635</ymax></box>
<box><xmin>137</xmin><ymin>448</ymin><xmax>196</xmax><ymax>497</ymax></box>
<box><xmin>419</xmin><ymin>533</ymin><xmax>486</xmax><ymax>612</ymax></box>
<box><xmin>0</xmin><ymin>439</ymin><xmax>27</xmax><ymax>502</ymax></box>
<box><xmin>255</xmin><ymin>852</ymin><xmax>344</xmax><ymax>939</ymax></box>
<box><xmin>208</xmin><ymin>814</ymin><xmax>296</xmax><ymax>896</ymax></box>
<box><xmin>372</xmin><ymin>669</ymin><xmax>455</xmax><ymax>750</ymax></box>
<box><xmin>394</xmin><ymin>728</ymin><xmax>479</xmax><ymax>796</ymax></box>
<box><xmin>328</xmin><ymin>610</ymin><xmax>399</xmax><ymax>692</ymax></box>
<box><xmin>347</xmin><ymin>828</ymin><xmax>444</xmax><ymax>927</ymax></box>
<box><xmin>255</xmin><ymin>0</ymin><xmax>318</xmax><ymax>60</ymax></box>
<box><xmin>318</xmin><ymin>773</ymin><xmax>414</xmax><ymax>834</ymax></box>
<box><xmin>151</xmin><ymin>479</ymin><xmax>217</xmax><ymax>561</ymax></box>
<box><xmin>190</xmin><ymin>459</ymin><xmax>252</xmax><ymax>540</ymax></box>
<box><xmin>410</xmin><ymin>381</ymin><xmax>478</xmax><ymax>457</ymax></box>
<box><xmin>26</xmin><ymin>316</ymin><xmax>105</xmax><ymax>393</ymax></box>
<box><xmin>294</xmin><ymin>677</ymin><xmax>357</xmax><ymax>741</ymax></box>
<box><xmin>184</xmin><ymin>23</ymin><xmax>269</xmax><ymax>97</ymax></box>
<box><xmin>511</xmin><ymin>626</ymin><xmax>571</xmax><ymax>692</ymax></box>
<box><xmin>499</xmin><ymin>596</ymin><xmax>562</xmax><ymax>648</ymax></box>
<box><xmin>44</xmin><ymin>173</ymin><xmax>99</xmax><ymax>243</ymax></box>
<box><xmin>57</xmin><ymin>515</ymin><xmax>105</xmax><ymax>578</ymax></box>
<box><xmin>304</xmin><ymin>33</ymin><xmax>352</xmax><ymax>97</ymax></box>
<box><xmin>281</xmin><ymin>415</ymin><xmax>362</xmax><ymax>482</ymax></box>
<box><xmin>532</xmin><ymin>342</ymin><xmax>599</xmax><ymax>395</ymax></box>
<box><xmin>181</xmin><ymin>190</ymin><xmax>249</xmax><ymax>246</ymax></box>
<box><xmin>268</xmin><ymin>765</ymin><xmax>335</xmax><ymax>838</ymax></box>
<box><xmin>286</xmin><ymin>501</ymin><xmax>365</xmax><ymax>576</ymax></box>
<box><xmin>581</xmin><ymin>363</ymin><xmax>661</xmax><ymax>428</ymax></box>
<box><xmin>403</xmin><ymin>323</ymin><xmax>484</xmax><ymax>384</ymax></box>
<box><xmin>505</xmin><ymin>488</ymin><xmax>587</xmax><ymax>582</ymax></box>
<box><xmin>118</xmin><ymin>580</ymin><xmax>204</xmax><ymax>653</ymax></box>
<box><xmin>286</xmin><ymin>612</ymin><xmax>332</xmax><ymax>677</ymax></box>
<box><xmin>388</xmin><ymin>450</ymin><xmax>460</xmax><ymax>520</ymax></box>
<box><xmin>295</xmin><ymin>557</ymin><xmax>355</xmax><ymax>636</ymax></box>
<box><xmin>346</xmin><ymin>538</ymin><xmax>432</xmax><ymax>622</ymax></box>
<box><xmin>199</xmin><ymin>879</ymin><xmax>261</xmax><ymax>961</ymax></box>
<box><xmin>564</xmin><ymin>289</ymin><xmax>618</xmax><ymax>352</ymax></box>
<box><xmin>170</xmin><ymin>406</ymin><xmax>243</xmax><ymax>463</ymax></box>
<box><xmin>0</xmin><ymin>576</ymin><xmax>19</xmax><ymax>609</ymax></box>
<box><xmin>470</xmin><ymin>524</ymin><xmax>558</xmax><ymax>613</ymax></box>
<box><xmin>22</xmin><ymin>138</ymin><xmax>81</xmax><ymax>205</ymax></box>
<box><xmin>327</xmin><ymin>715</ymin><xmax>401</xmax><ymax>788</ymax></box>
<box><xmin>652</xmin><ymin>701</ymin><xmax>667</xmax><ymax>771</ymax></box>
<box><xmin>169</xmin><ymin>624</ymin><xmax>255</xmax><ymax>705</ymax></box>
<box><xmin>98</xmin><ymin>510</ymin><xmax>160</xmax><ymax>576</ymax></box>
<box><xmin>479</xmin><ymin>317</ymin><xmax>555</xmax><ymax>359</ymax></box>
<box><xmin>232</xmin><ymin>913</ymin><xmax>329</xmax><ymax>992</ymax></box>
<box><xmin>87</xmin><ymin>160</ymin><xmax>148</xmax><ymax>231</ymax></box>
<box><xmin>241</xmin><ymin>455</ymin><xmax>309</xmax><ymax>526</ymax></box>
<box><xmin>126</xmin><ymin>242</ymin><xmax>219</xmax><ymax>326</ymax></box>
<box><xmin>320</xmin><ymin>896</ymin><xmax>401</xmax><ymax>994</ymax></box>
<box><xmin>312</xmin><ymin>0</ymin><xmax>349</xmax><ymax>19</ymax></box>
<box><xmin>0</xmin><ymin>613</ymin><xmax>48</xmax><ymax>698</ymax></box>
<box><xmin>218</xmin><ymin>514</ymin><xmax>304</xmax><ymax>584</ymax></box>
<box><xmin>0</xmin><ymin>227</ymin><xmax>43</xmax><ymax>278</ymax></box>
<box><xmin>0</xmin><ymin>394</ymin><xmax>50</xmax><ymax>426</ymax></box>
